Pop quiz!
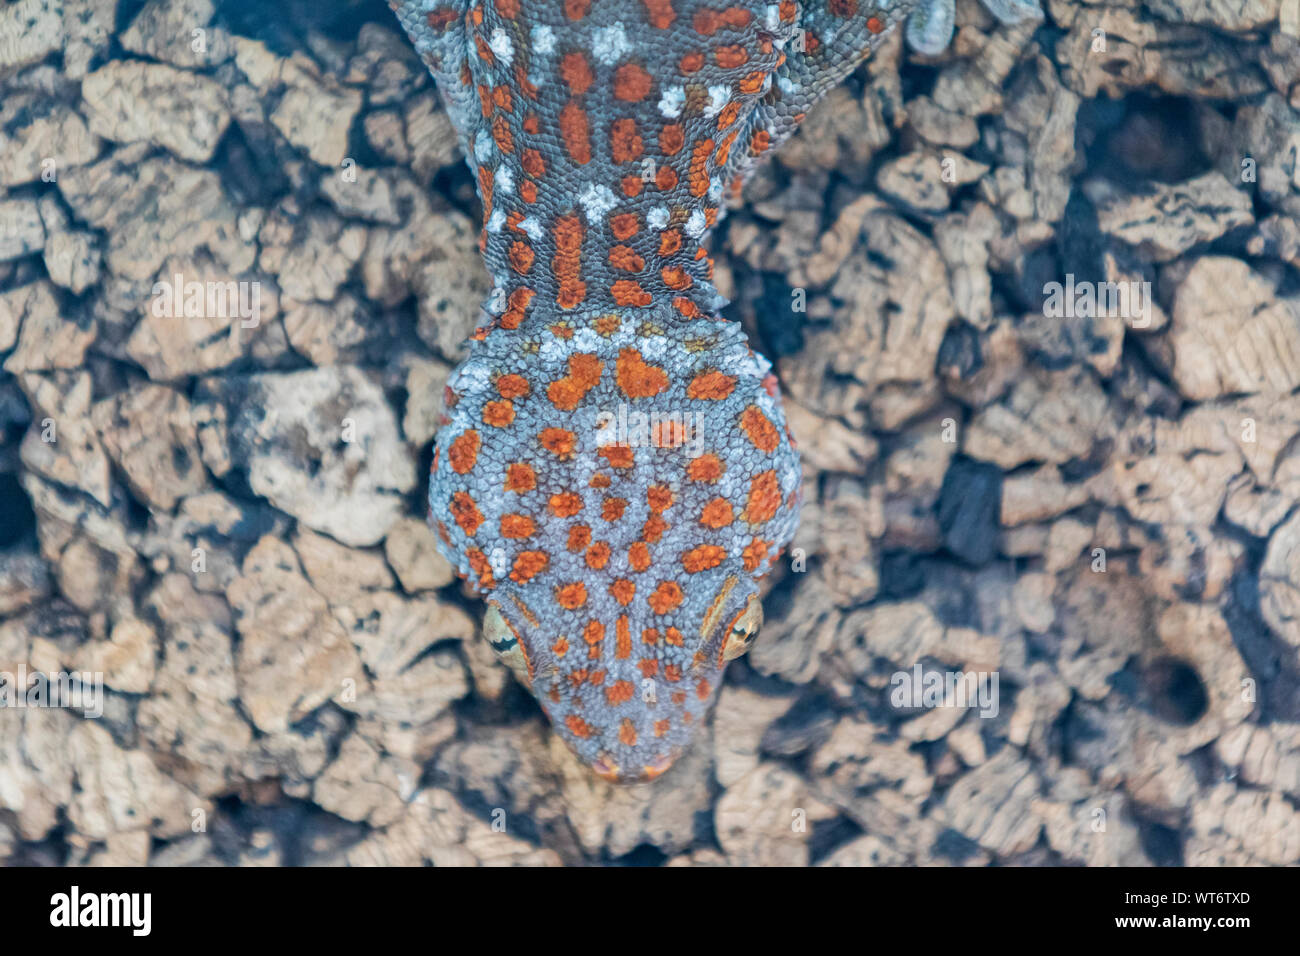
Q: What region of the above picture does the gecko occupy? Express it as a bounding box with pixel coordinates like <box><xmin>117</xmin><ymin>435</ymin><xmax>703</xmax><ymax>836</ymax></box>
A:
<box><xmin>389</xmin><ymin>0</ymin><xmax>1040</xmax><ymax>783</ymax></box>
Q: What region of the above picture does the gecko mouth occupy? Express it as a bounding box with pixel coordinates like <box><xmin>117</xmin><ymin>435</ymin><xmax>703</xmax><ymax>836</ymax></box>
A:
<box><xmin>591</xmin><ymin>751</ymin><xmax>681</xmax><ymax>784</ymax></box>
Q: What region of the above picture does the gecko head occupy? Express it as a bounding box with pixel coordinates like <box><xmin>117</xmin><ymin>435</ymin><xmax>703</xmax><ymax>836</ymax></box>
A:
<box><xmin>429</xmin><ymin>313</ymin><xmax>801</xmax><ymax>783</ymax></box>
<box><xmin>481</xmin><ymin>562</ymin><xmax>765</xmax><ymax>783</ymax></box>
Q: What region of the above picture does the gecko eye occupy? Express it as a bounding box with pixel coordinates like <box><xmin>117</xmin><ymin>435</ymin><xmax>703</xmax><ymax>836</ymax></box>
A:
<box><xmin>484</xmin><ymin>604</ymin><xmax>530</xmax><ymax>680</ymax></box>
<box><xmin>721</xmin><ymin>595</ymin><xmax>763</xmax><ymax>662</ymax></box>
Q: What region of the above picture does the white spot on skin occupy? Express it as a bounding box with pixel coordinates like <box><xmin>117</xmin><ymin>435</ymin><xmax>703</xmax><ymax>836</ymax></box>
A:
<box><xmin>592</xmin><ymin>23</ymin><xmax>631</xmax><ymax>65</ymax></box>
<box><xmin>494</xmin><ymin>164</ymin><xmax>514</xmax><ymax>193</ymax></box>
<box><xmin>658</xmin><ymin>86</ymin><xmax>685</xmax><ymax>118</ymax></box>
<box><xmin>703</xmin><ymin>85</ymin><xmax>731</xmax><ymax>117</ymax></box>
<box><xmin>708</xmin><ymin>178</ymin><xmax>724</xmax><ymax>201</ymax></box>
<box><xmin>487</xmin><ymin>208</ymin><xmax>506</xmax><ymax>233</ymax></box>
<box><xmin>518</xmin><ymin>216</ymin><xmax>544</xmax><ymax>241</ymax></box>
<box><xmin>474</xmin><ymin>133</ymin><xmax>494</xmax><ymax>163</ymax></box>
<box><xmin>777</xmin><ymin>75</ymin><xmax>797</xmax><ymax>94</ymax></box>
<box><xmin>647</xmin><ymin>206</ymin><xmax>670</xmax><ymax>230</ymax></box>
<box><xmin>530</xmin><ymin>24</ymin><xmax>556</xmax><ymax>55</ymax></box>
<box><xmin>489</xmin><ymin>29</ymin><xmax>514</xmax><ymax>66</ymax></box>
<box><xmin>578</xmin><ymin>183</ymin><xmax>618</xmax><ymax>223</ymax></box>
<box><xmin>685</xmin><ymin>209</ymin><xmax>707</xmax><ymax>239</ymax></box>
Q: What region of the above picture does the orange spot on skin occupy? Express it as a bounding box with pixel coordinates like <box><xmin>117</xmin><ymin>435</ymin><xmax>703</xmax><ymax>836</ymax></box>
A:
<box><xmin>607</xmin><ymin>681</ymin><xmax>635</xmax><ymax>705</ymax></box>
<box><xmin>640</xmin><ymin>659</ymin><xmax>660</xmax><ymax>677</ymax></box>
<box><xmin>602</xmin><ymin>497</ymin><xmax>628</xmax><ymax>521</ymax></box>
<box><xmin>540</xmin><ymin>427</ymin><xmax>577</xmax><ymax>458</ymax></box>
<box><xmin>556</xmin><ymin>582</ymin><xmax>588</xmax><ymax>610</ymax></box>
<box><xmin>740</xmin><ymin>405</ymin><xmax>780</xmax><ymax>452</ymax></box>
<box><xmin>611</xmin><ymin>579</ymin><xmax>636</xmax><ymax>605</ymax></box>
<box><xmin>511</xmin><ymin>550</ymin><xmax>548</xmax><ymax>583</ymax></box>
<box><xmin>496</xmin><ymin>374</ymin><xmax>529</xmax><ymax>398</ymax></box>
<box><xmin>552</xmin><ymin>636</ymin><xmax>569</xmax><ymax>656</ymax></box>
<box><xmin>649</xmin><ymin>581</ymin><xmax>684</xmax><ymax>614</ymax></box>
<box><xmin>609</xmin><ymin>244</ymin><xmax>645</xmax><ymax>272</ymax></box>
<box><xmin>610</xmin><ymin>118</ymin><xmax>643</xmax><ymax>163</ymax></box>
<box><xmin>451</xmin><ymin>492</ymin><xmax>484</xmax><ymax>535</ymax></box>
<box><xmin>680</xmin><ymin>50</ymin><xmax>705</xmax><ymax>73</ymax></box>
<box><xmin>629</xmin><ymin>542</ymin><xmax>652</xmax><ymax>572</ymax></box>
<box><xmin>585</xmin><ymin>541</ymin><xmax>612</xmax><ymax>569</ymax></box>
<box><xmin>696</xmin><ymin>678</ymin><xmax>712</xmax><ymax>701</ymax></box>
<box><xmin>693</xmin><ymin>6</ymin><xmax>750</xmax><ymax>35</ymax></box>
<box><xmin>687</xmin><ymin>369</ymin><xmax>736</xmax><ymax>400</ymax></box>
<box><xmin>689</xmin><ymin>138</ymin><xmax>714</xmax><ymax>197</ymax></box>
<box><xmin>643</xmin><ymin>516</ymin><xmax>668</xmax><ymax>542</ymax></box>
<box><xmin>700</xmin><ymin>497</ymin><xmax>734</xmax><ymax>528</ymax></box>
<box><xmin>738</xmin><ymin>70</ymin><xmax>766</xmax><ymax>94</ymax></box>
<box><xmin>688</xmin><ymin>453</ymin><xmax>724</xmax><ymax>482</ymax></box>
<box><xmin>621</xmin><ymin>175</ymin><xmax>643</xmax><ymax>197</ymax></box>
<box><xmin>867</xmin><ymin>14</ymin><xmax>885</xmax><ymax>32</ymax></box>
<box><xmin>616</xmin><ymin>616</ymin><xmax>632</xmax><ymax>658</ymax></box>
<box><xmin>616</xmin><ymin>348</ymin><xmax>669</xmax><ymax>398</ymax></box>
<box><xmin>492</xmin><ymin>115</ymin><xmax>514</xmax><ymax>153</ymax></box>
<box><xmin>610</xmin><ymin>212</ymin><xmax>640</xmax><ymax>240</ymax></box>
<box><xmin>654</xmin><ymin>719</ymin><xmax>671</xmax><ymax>737</ymax></box>
<box><xmin>564</xmin><ymin>0</ymin><xmax>591</xmax><ymax>19</ymax></box>
<box><xmin>583</xmin><ymin>619</ymin><xmax>604</xmax><ymax>651</ymax></box>
<box><xmin>567</xmin><ymin>524</ymin><xmax>592</xmax><ymax>552</ymax></box>
<box><xmin>611</xmin><ymin>279</ymin><xmax>653</xmax><ymax>307</ymax></box>
<box><xmin>619</xmin><ymin>718</ymin><xmax>638</xmax><ymax>746</ymax></box>
<box><xmin>553</xmin><ymin>215</ymin><xmax>586</xmax><ymax>309</ymax></box>
<box><xmin>716</xmin><ymin>101</ymin><xmax>740</xmax><ymax>130</ymax></box>
<box><xmin>743</xmin><ymin>538</ymin><xmax>772</xmax><ymax>571</ymax></box>
<box><xmin>483</xmin><ymin>400</ymin><xmax>515</xmax><ymax>427</ymax></box>
<box><xmin>560</xmin><ymin>100</ymin><xmax>591</xmax><ymax>164</ymax></box>
<box><xmin>505</xmin><ymin>462</ymin><xmax>535</xmax><ymax>492</ymax></box>
<box><xmin>683</xmin><ymin>544</ymin><xmax>727</xmax><ymax>573</ymax></box>
<box><xmin>560</xmin><ymin>52</ymin><xmax>593</xmax><ymax>93</ymax></box>
<box><xmin>744</xmin><ymin>470</ymin><xmax>782</xmax><ymax>524</ymax></box>
<box><xmin>715</xmin><ymin>44</ymin><xmax>747</xmax><ymax>67</ymax></box>
<box><xmin>501</xmin><ymin>287</ymin><xmax>534</xmax><ymax>330</ymax></box>
<box><xmin>665</xmin><ymin>627</ymin><xmax>684</xmax><ymax>646</ymax></box>
<box><xmin>599</xmin><ymin>444</ymin><xmax>636</xmax><ymax>468</ymax></box>
<box><xmin>658</xmin><ymin>229</ymin><xmax>682</xmax><ymax>256</ymax></box>
<box><xmin>448</xmin><ymin>430</ymin><xmax>480</xmax><ymax>474</ymax></box>
<box><xmin>550</xmin><ymin>492</ymin><xmax>584</xmax><ymax>518</ymax></box>
<box><xmin>654</xmin><ymin>165</ymin><xmax>678</xmax><ymax>190</ymax></box>
<box><xmin>642</xmin><ymin>627</ymin><xmax>659</xmax><ymax>645</ymax></box>
<box><xmin>659</xmin><ymin>124</ymin><xmax>685</xmax><ymax>156</ymax></box>
<box><xmin>547</xmin><ymin>353</ymin><xmax>603</xmax><ymax>410</ymax></box>
<box><xmin>565</xmin><ymin>714</ymin><xmax>593</xmax><ymax>738</ymax></box>
<box><xmin>466</xmin><ymin>548</ymin><xmax>494</xmax><ymax>588</ymax></box>
<box><xmin>750</xmin><ymin>128</ymin><xmax>771</xmax><ymax>156</ymax></box>
<box><xmin>508</xmin><ymin>240</ymin><xmax>534</xmax><ymax>274</ymax></box>
<box><xmin>522</xmin><ymin>148</ymin><xmax>546</xmax><ymax>177</ymax></box>
<box><xmin>500</xmin><ymin>514</ymin><xmax>536</xmax><ymax>539</ymax></box>
<box><xmin>613</xmin><ymin>63</ymin><xmax>653</xmax><ymax>101</ymax></box>
<box><xmin>642</xmin><ymin>0</ymin><xmax>676</xmax><ymax>29</ymax></box>
<box><xmin>647</xmin><ymin>486</ymin><xmax>674</xmax><ymax>513</ymax></box>
<box><xmin>662</xmin><ymin>266</ymin><xmax>691</xmax><ymax>290</ymax></box>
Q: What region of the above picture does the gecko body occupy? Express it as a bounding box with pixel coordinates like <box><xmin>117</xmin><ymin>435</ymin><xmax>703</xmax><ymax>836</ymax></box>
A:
<box><xmin>389</xmin><ymin>0</ymin><xmax>1038</xmax><ymax>782</ymax></box>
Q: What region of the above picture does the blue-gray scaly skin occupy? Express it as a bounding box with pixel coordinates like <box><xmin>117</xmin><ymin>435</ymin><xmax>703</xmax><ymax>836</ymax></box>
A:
<box><xmin>388</xmin><ymin>0</ymin><xmax>1038</xmax><ymax>783</ymax></box>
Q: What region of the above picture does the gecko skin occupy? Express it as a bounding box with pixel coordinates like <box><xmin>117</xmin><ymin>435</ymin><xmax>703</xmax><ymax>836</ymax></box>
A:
<box><xmin>389</xmin><ymin>0</ymin><xmax>1037</xmax><ymax>783</ymax></box>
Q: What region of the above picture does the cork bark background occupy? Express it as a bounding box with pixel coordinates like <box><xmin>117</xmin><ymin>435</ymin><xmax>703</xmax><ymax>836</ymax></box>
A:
<box><xmin>1</xmin><ymin>0</ymin><xmax>1298</xmax><ymax>865</ymax></box>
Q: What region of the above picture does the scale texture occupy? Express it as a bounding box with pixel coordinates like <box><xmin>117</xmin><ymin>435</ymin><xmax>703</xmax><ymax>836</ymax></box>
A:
<box><xmin>389</xmin><ymin>0</ymin><xmax>903</xmax><ymax>782</ymax></box>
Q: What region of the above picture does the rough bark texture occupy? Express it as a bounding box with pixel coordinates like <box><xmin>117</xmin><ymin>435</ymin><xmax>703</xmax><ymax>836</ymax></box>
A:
<box><xmin>0</xmin><ymin>0</ymin><xmax>1298</xmax><ymax>865</ymax></box>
